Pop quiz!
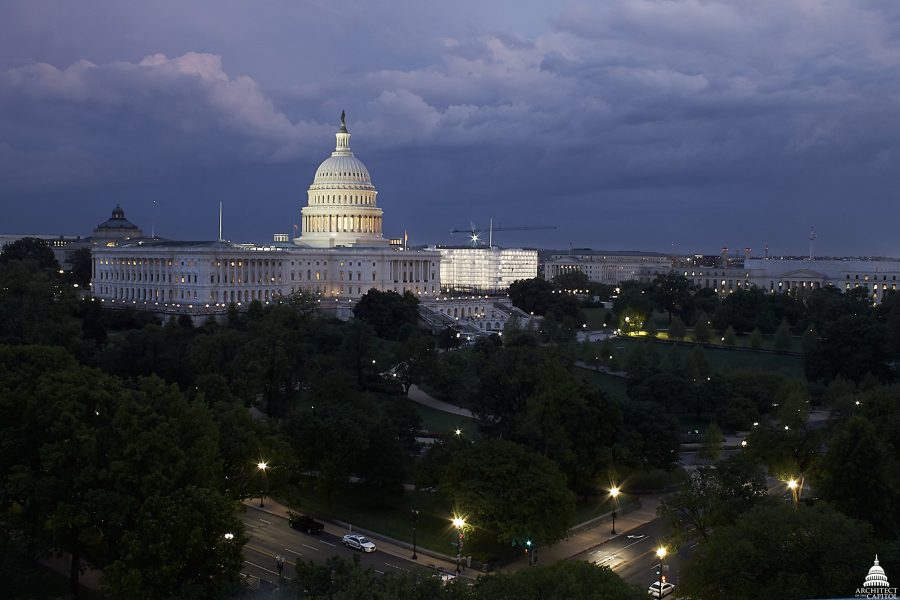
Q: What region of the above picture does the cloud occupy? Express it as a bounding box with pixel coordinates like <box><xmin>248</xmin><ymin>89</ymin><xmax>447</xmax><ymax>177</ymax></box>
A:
<box><xmin>0</xmin><ymin>52</ymin><xmax>326</xmax><ymax>189</ymax></box>
<box><xmin>2</xmin><ymin>1</ymin><xmax>900</xmax><ymax>253</ymax></box>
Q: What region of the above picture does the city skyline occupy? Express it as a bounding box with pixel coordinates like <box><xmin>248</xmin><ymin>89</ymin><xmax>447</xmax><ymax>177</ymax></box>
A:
<box><xmin>2</xmin><ymin>1</ymin><xmax>899</xmax><ymax>255</ymax></box>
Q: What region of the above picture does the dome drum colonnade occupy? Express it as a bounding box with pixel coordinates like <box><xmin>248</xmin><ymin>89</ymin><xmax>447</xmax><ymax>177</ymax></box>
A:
<box><xmin>299</xmin><ymin>112</ymin><xmax>386</xmax><ymax>247</ymax></box>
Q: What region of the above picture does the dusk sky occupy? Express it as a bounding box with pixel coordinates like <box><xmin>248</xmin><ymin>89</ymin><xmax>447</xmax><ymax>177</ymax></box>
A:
<box><xmin>2</xmin><ymin>0</ymin><xmax>899</xmax><ymax>256</ymax></box>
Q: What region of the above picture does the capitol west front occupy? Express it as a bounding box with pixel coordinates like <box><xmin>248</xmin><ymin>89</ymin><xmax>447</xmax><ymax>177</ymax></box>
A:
<box><xmin>91</xmin><ymin>116</ymin><xmax>440</xmax><ymax>320</ymax></box>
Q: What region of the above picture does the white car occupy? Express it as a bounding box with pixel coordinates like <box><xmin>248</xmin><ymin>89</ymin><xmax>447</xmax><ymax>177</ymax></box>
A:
<box><xmin>648</xmin><ymin>581</ymin><xmax>675</xmax><ymax>598</ymax></box>
<box><xmin>342</xmin><ymin>534</ymin><xmax>377</xmax><ymax>552</ymax></box>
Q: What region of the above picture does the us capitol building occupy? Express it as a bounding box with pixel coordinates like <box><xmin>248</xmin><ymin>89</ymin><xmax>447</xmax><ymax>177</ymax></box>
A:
<box><xmin>91</xmin><ymin>114</ymin><xmax>440</xmax><ymax>320</ymax></box>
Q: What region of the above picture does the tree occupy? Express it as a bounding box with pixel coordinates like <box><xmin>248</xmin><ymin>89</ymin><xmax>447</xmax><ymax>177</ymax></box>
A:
<box><xmin>698</xmin><ymin>423</ymin><xmax>724</xmax><ymax>464</ymax></box>
<box><xmin>0</xmin><ymin>346</ymin><xmax>245</xmax><ymax>599</ymax></box>
<box><xmin>645</xmin><ymin>319</ymin><xmax>658</xmax><ymax>338</ymax></box>
<box><xmin>621</xmin><ymin>401</ymin><xmax>680</xmax><ymax>470</ymax></box>
<box><xmin>722</xmin><ymin>325</ymin><xmax>736</xmax><ymax>347</ymax></box>
<box><xmin>394</xmin><ymin>331</ymin><xmax>437</xmax><ymax>395</ymax></box>
<box><xmin>67</xmin><ymin>247</ymin><xmax>94</xmax><ymax>288</ymax></box>
<box><xmin>773</xmin><ymin>318</ymin><xmax>792</xmax><ymax>350</ymax></box>
<box><xmin>0</xmin><ymin>237</ymin><xmax>59</xmax><ymax>270</ymax></box>
<box><xmin>693</xmin><ymin>312</ymin><xmax>711</xmax><ymax>343</ymax></box>
<box><xmin>471</xmin><ymin>561</ymin><xmax>644</xmax><ymax>600</ymax></box>
<box><xmin>801</xmin><ymin>324</ymin><xmax>819</xmax><ymax>354</ymax></box>
<box><xmin>551</xmin><ymin>270</ymin><xmax>590</xmax><ymax>292</ymax></box>
<box><xmin>658</xmin><ymin>455</ymin><xmax>767</xmax><ymax>544</ymax></box>
<box><xmin>748</xmin><ymin>327</ymin><xmax>763</xmax><ymax>350</ymax></box>
<box><xmin>818</xmin><ymin>416</ymin><xmax>898</xmax><ymax>537</ymax></box>
<box><xmin>618</xmin><ymin>308</ymin><xmax>646</xmax><ymax>335</ymax></box>
<box><xmin>649</xmin><ymin>273</ymin><xmax>693</xmax><ymax>323</ymax></box>
<box><xmin>288</xmin><ymin>556</ymin><xmax>642</xmax><ymax>600</ymax></box>
<box><xmin>0</xmin><ymin>259</ymin><xmax>80</xmax><ymax>350</ymax></box>
<box><xmin>804</xmin><ymin>315</ymin><xmax>891</xmax><ymax>383</ymax></box>
<box><xmin>352</xmin><ymin>289</ymin><xmax>419</xmax><ymax>339</ymax></box>
<box><xmin>441</xmin><ymin>439</ymin><xmax>575</xmax><ymax>546</ymax></box>
<box><xmin>681</xmin><ymin>504</ymin><xmax>878</xmax><ymax>600</ymax></box>
<box><xmin>668</xmin><ymin>316</ymin><xmax>687</xmax><ymax>342</ymax></box>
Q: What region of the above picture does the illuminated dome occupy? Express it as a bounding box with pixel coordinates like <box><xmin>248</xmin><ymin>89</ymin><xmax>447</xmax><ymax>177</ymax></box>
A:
<box><xmin>299</xmin><ymin>112</ymin><xmax>387</xmax><ymax>248</ymax></box>
<box><xmin>863</xmin><ymin>556</ymin><xmax>890</xmax><ymax>588</ymax></box>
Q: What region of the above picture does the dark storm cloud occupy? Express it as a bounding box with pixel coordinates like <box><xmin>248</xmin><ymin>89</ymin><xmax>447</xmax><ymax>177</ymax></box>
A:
<box><xmin>1</xmin><ymin>0</ymin><xmax>899</xmax><ymax>254</ymax></box>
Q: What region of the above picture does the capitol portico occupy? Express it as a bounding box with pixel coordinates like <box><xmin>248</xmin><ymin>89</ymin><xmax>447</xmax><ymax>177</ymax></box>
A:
<box><xmin>91</xmin><ymin>114</ymin><xmax>440</xmax><ymax>320</ymax></box>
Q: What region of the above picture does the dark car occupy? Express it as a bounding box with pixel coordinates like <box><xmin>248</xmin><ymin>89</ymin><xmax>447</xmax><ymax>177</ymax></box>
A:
<box><xmin>288</xmin><ymin>512</ymin><xmax>324</xmax><ymax>534</ymax></box>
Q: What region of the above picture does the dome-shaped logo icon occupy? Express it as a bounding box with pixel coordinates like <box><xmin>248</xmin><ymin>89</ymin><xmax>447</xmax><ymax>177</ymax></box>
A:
<box><xmin>856</xmin><ymin>556</ymin><xmax>896</xmax><ymax>598</ymax></box>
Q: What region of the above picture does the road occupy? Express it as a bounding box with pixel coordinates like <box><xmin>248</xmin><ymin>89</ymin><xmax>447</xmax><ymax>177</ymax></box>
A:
<box><xmin>569</xmin><ymin>516</ymin><xmax>691</xmax><ymax>592</ymax></box>
<box><xmin>240</xmin><ymin>504</ymin><xmax>451</xmax><ymax>590</ymax></box>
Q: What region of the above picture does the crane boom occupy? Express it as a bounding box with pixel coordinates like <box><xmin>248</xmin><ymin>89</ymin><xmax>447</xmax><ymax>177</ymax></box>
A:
<box><xmin>449</xmin><ymin>221</ymin><xmax>556</xmax><ymax>248</ymax></box>
<box><xmin>449</xmin><ymin>225</ymin><xmax>556</xmax><ymax>233</ymax></box>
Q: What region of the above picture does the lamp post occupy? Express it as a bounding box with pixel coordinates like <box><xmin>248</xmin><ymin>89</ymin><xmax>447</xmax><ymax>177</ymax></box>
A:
<box><xmin>257</xmin><ymin>461</ymin><xmax>268</xmax><ymax>507</ymax></box>
<box><xmin>609</xmin><ymin>485</ymin><xmax>621</xmax><ymax>535</ymax></box>
<box><xmin>656</xmin><ymin>546</ymin><xmax>667</xmax><ymax>598</ymax></box>
<box><xmin>411</xmin><ymin>509</ymin><xmax>419</xmax><ymax>560</ymax></box>
<box><xmin>452</xmin><ymin>517</ymin><xmax>466</xmax><ymax>575</ymax></box>
<box><xmin>786</xmin><ymin>477</ymin><xmax>803</xmax><ymax>508</ymax></box>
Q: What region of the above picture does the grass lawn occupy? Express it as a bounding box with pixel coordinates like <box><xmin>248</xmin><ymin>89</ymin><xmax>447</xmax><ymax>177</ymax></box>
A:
<box><xmin>409</xmin><ymin>400</ymin><xmax>476</xmax><ymax>436</ymax></box>
<box><xmin>577</xmin><ymin>369</ymin><xmax>629</xmax><ymax>401</ymax></box>
<box><xmin>281</xmin><ymin>482</ymin><xmax>457</xmax><ymax>555</ymax></box>
<box><xmin>612</xmin><ymin>337</ymin><xmax>804</xmax><ymax>376</ymax></box>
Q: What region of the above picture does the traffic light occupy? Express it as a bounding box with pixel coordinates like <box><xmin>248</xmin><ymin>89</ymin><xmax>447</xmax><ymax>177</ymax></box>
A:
<box><xmin>661</xmin><ymin>576</ymin><xmax>667</xmax><ymax>583</ymax></box>
<box><xmin>656</xmin><ymin>567</ymin><xmax>661</xmax><ymax>576</ymax></box>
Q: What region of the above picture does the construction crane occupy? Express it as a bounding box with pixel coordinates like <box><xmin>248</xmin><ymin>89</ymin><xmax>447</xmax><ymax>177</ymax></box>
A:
<box><xmin>449</xmin><ymin>219</ymin><xmax>556</xmax><ymax>248</ymax></box>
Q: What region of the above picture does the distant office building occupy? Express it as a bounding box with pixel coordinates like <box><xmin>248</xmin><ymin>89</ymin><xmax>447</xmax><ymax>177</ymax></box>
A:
<box><xmin>543</xmin><ymin>249</ymin><xmax>672</xmax><ymax>285</ymax></box>
<box><xmin>432</xmin><ymin>246</ymin><xmax>538</xmax><ymax>293</ymax></box>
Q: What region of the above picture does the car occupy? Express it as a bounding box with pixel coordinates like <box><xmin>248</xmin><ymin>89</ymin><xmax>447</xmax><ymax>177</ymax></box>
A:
<box><xmin>342</xmin><ymin>534</ymin><xmax>377</xmax><ymax>552</ymax></box>
<box><xmin>647</xmin><ymin>581</ymin><xmax>675</xmax><ymax>598</ymax></box>
<box><xmin>288</xmin><ymin>512</ymin><xmax>324</xmax><ymax>534</ymax></box>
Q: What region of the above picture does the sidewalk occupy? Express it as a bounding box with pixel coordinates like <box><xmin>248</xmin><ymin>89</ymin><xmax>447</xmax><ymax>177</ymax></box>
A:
<box><xmin>498</xmin><ymin>495</ymin><xmax>660</xmax><ymax>572</ymax></box>
<box><xmin>243</xmin><ymin>498</ymin><xmax>461</xmax><ymax>574</ymax></box>
<box><xmin>408</xmin><ymin>384</ymin><xmax>474</xmax><ymax>418</ymax></box>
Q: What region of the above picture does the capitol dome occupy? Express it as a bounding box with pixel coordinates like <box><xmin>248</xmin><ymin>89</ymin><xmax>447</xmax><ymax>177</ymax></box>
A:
<box><xmin>299</xmin><ymin>112</ymin><xmax>387</xmax><ymax>248</ymax></box>
<box><xmin>863</xmin><ymin>556</ymin><xmax>890</xmax><ymax>588</ymax></box>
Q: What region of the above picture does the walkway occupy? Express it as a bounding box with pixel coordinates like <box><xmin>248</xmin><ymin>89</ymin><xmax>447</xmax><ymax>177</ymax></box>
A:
<box><xmin>407</xmin><ymin>384</ymin><xmax>474</xmax><ymax>418</ymax></box>
<box><xmin>498</xmin><ymin>496</ymin><xmax>660</xmax><ymax>572</ymax></box>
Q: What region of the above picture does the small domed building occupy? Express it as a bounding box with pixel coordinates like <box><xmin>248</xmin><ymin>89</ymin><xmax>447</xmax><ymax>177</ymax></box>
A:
<box><xmin>92</xmin><ymin>204</ymin><xmax>143</xmax><ymax>243</ymax></box>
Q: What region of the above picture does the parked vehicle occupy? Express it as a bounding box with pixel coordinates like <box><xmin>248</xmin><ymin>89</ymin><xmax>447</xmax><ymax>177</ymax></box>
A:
<box><xmin>288</xmin><ymin>512</ymin><xmax>324</xmax><ymax>534</ymax></box>
<box><xmin>342</xmin><ymin>534</ymin><xmax>377</xmax><ymax>552</ymax></box>
<box><xmin>648</xmin><ymin>581</ymin><xmax>676</xmax><ymax>598</ymax></box>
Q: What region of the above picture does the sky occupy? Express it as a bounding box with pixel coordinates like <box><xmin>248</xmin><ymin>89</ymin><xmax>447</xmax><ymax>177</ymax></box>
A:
<box><xmin>1</xmin><ymin>0</ymin><xmax>899</xmax><ymax>256</ymax></box>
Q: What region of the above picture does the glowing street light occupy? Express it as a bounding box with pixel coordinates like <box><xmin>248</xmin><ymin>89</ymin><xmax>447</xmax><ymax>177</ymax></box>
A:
<box><xmin>609</xmin><ymin>485</ymin><xmax>621</xmax><ymax>535</ymax></box>
<box><xmin>785</xmin><ymin>477</ymin><xmax>803</xmax><ymax>508</ymax></box>
<box><xmin>451</xmin><ymin>516</ymin><xmax>467</xmax><ymax>574</ymax></box>
<box><xmin>655</xmin><ymin>546</ymin><xmax>668</xmax><ymax>597</ymax></box>
<box><xmin>257</xmin><ymin>461</ymin><xmax>269</xmax><ymax>507</ymax></box>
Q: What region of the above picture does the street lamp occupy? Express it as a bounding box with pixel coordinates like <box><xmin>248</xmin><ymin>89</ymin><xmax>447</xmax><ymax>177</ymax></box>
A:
<box><xmin>257</xmin><ymin>461</ymin><xmax>269</xmax><ymax>507</ymax></box>
<box><xmin>452</xmin><ymin>516</ymin><xmax>466</xmax><ymax>575</ymax></box>
<box><xmin>786</xmin><ymin>477</ymin><xmax>803</xmax><ymax>508</ymax></box>
<box><xmin>411</xmin><ymin>509</ymin><xmax>420</xmax><ymax>560</ymax></box>
<box><xmin>454</xmin><ymin>428</ymin><xmax>462</xmax><ymax>437</ymax></box>
<box><xmin>609</xmin><ymin>486</ymin><xmax>621</xmax><ymax>535</ymax></box>
<box><xmin>656</xmin><ymin>546</ymin><xmax>667</xmax><ymax>598</ymax></box>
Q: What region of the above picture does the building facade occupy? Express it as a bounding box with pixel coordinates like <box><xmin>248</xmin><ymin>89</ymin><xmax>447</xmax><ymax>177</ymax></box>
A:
<box><xmin>543</xmin><ymin>250</ymin><xmax>672</xmax><ymax>285</ymax></box>
<box><xmin>432</xmin><ymin>246</ymin><xmax>538</xmax><ymax>293</ymax></box>
<box><xmin>91</xmin><ymin>115</ymin><xmax>440</xmax><ymax>319</ymax></box>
